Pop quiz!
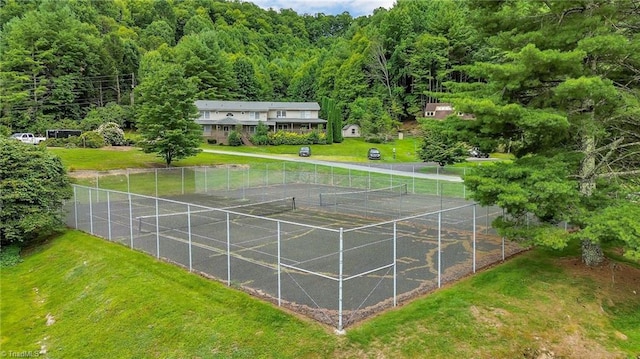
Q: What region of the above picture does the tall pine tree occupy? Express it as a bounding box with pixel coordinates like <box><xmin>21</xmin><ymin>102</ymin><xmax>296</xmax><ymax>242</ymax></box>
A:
<box><xmin>449</xmin><ymin>0</ymin><xmax>640</xmax><ymax>265</ymax></box>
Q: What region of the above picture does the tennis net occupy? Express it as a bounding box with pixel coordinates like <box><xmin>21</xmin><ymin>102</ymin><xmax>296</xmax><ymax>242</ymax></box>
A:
<box><xmin>222</xmin><ymin>197</ymin><xmax>296</xmax><ymax>216</ymax></box>
<box><xmin>319</xmin><ymin>184</ymin><xmax>408</xmax><ymax>206</ymax></box>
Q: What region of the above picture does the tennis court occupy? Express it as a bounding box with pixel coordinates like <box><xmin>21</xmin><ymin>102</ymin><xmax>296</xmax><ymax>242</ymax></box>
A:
<box><xmin>67</xmin><ymin>165</ymin><xmax>524</xmax><ymax>331</ymax></box>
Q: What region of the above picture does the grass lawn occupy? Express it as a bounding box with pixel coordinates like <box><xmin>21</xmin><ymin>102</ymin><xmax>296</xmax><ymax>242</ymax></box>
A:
<box><xmin>2</xmin><ymin>231</ymin><xmax>638</xmax><ymax>358</ymax></box>
<box><xmin>49</xmin><ymin>147</ymin><xmax>282</xmax><ymax>171</ymax></box>
<box><xmin>50</xmin><ymin>138</ymin><xmax>424</xmax><ymax>171</ymax></box>
<box><xmin>202</xmin><ymin>137</ymin><xmax>422</xmax><ymax>163</ymax></box>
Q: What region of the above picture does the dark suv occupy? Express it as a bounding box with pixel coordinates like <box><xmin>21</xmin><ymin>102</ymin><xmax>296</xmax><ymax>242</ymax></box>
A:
<box><xmin>298</xmin><ymin>146</ymin><xmax>311</xmax><ymax>157</ymax></box>
<box><xmin>367</xmin><ymin>148</ymin><xmax>381</xmax><ymax>160</ymax></box>
<box><xmin>469</xmin><ymin>147</ymin><xmax>489</xmax><ymax>158</ymax></box>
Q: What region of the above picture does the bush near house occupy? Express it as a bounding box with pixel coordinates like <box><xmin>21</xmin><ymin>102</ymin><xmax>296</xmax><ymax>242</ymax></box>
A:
<box><xmin>227</xmin><ymin>131</ymin><xmax>243</xmax><ymax>146</ymax></box>
<box><xmin>255</xmin><ymin>130</ymin><xmax>326</xmax><ymax>145</ymax></box>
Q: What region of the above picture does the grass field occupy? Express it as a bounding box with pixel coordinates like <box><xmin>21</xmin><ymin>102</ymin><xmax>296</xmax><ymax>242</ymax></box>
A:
<box><xmin>4</xmin><ymin>142</ymin><xmax>638</xmax><ymax>358</ymax></box>
<box><xmin>1</xmin><ymin>232</ymin><xmax>638</xmax><ymax>358</ymax></box>
<box><xmin>50</xmin><ymin>137</ymin><xmax>482</xmax><ymax>170</ymax></box>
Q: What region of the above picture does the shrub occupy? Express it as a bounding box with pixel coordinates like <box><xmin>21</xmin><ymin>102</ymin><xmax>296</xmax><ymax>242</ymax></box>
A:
<box><xmin>207</xmin><ymin>138</ymin><xmax>217</xmax><ymax>145</ymax></box>
<box><xmin>79</xmin><ymin>131</ymin><xmax>105</xmax><ymax>148</ymax></box>
<box><xmin>0</xmin><ymin>138</ymin><xmax>72</xmax><ymax>246</ymax></box>
<box><xmin>250</xmin><ymin>134</ymin><xmax>269</xmax><ymax>145</ymax></box>
<box><xmin>97</xmin><ymin>122</ymin><xmax>126</xmax><ymax>146</ymax></box>
<box><xmin>228</xmin><ymin>131</ymin><xmax>243</xmax><ymax>146</ymax></box>
<box><xmin>43</xmin><ymin>136</ymin><xmax>81</xmax><ymax>148</ymax></box>
<box><xmin>0</xmin><ymin>245</ymin><xmax>22</xmax><ymax>267</ymax></box>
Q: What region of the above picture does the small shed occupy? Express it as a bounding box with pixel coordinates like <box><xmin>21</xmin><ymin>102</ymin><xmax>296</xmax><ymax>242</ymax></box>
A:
<box><xmin>342</xmin><ymin>124</ymin><xmax>361</xmax><ymax>138</ymax></box>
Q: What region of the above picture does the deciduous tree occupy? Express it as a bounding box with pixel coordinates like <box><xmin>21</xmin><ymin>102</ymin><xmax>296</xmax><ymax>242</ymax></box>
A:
<box><xmin>135</xmin><ymin>59</ymin><xmax>202</xmax><ymax>166</ymax></box>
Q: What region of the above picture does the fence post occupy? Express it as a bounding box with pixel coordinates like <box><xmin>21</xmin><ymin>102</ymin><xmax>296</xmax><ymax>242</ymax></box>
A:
<box><xmin>188</xmin><ymin>204</ymin><xmax>192</xmax><ymax>272</ymax></box>
<box><xmin>128</xmin><ymin>193</ymin><xmax>133</xmax><ymax>248</ymax></box>
<box><xmin>486</xmin><ymin>206</ymin><xmax>490</xmax><ymax>235</ymax></box>
<box><xmin>181</xmin><ymin>167</ymin><xmax>185</xmax><ymax>195</ymax></box>
<box><xmin>227</xmin><ymin>212</ymin><xmax>231</xmax><ymax>286</ymax></box>
<box><xmin>73</xmin><ymin>186</ymin><xmax>78</xmax><ymax>229</ymax></box>
<box><xmin>107</xmin><ymin>191</ymin><xmax>112</xmax><ymax>241</ymax></box>
<box><xmin>331</xmin><ymin>166</ymin><xmax>334</xmax><ymax>186</ymax></box>
<box><xmin>438</xmin><ymin>212</ymin><xmax>442</xmax><ymax>288</ymax></box>
<box><xmin>205</xmin><ymin>167</ymin><xmax>209</xmax><ymax>193</ymax></box>
<box><xmin>338</xmin><ymin>227</ymin><xmax>344</xmax><ymax>333</ymax></box>
<box><xmin>393</xmin><ymin>221</ymin><xmax>397</xmax><ymax>307</ymax></box>
<box><xmin>155</xmin><ymin>197</ymin><xmax>160</xmax><ymax>258</ymax></box>
<box><xmin>412</xmin><ymin>166</ymin><xmax>416</xmax><ymax>194</ymax></box>
<box><xmin>277</xmin><ymin>221</ymin><xmax>281</xmax><ymax>307</ymax></box>
<box><xmin>96</xmin><ymin>173</ymin><xmax>100</xmax><ymax>203</ymax></box>
<box><xmin>473</xmin><ymin>205</ymin><xmax>477</xmax><ymax>273</ymax></box>
<box><xmin>89</xmin><ymin>188</ymin><xmax>94</xmax><ymax>235</ymax></box>
<box><xmin>155</xmin><ymin>168</ymin><xmax>158</xmax><ymax>197</ymax></box>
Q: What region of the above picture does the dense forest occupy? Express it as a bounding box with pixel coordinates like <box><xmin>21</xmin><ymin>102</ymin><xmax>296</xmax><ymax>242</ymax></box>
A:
<box><xmin>0</xmin><ymin>0</ymin><xmax>478</xmax><ymax>136</ymax></box>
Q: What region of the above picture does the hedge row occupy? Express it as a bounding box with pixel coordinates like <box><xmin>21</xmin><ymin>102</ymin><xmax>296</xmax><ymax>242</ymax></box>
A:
<box><xmin>251</xmin><ymin>130</ymin><xmax>326</xmax><ymax>146</ymax></box>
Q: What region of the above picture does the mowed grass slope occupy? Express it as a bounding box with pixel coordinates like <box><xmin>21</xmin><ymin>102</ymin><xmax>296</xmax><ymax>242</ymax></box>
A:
<box><xmin>2</xmin><ymin>231</ymin><xmax>639</xmax><ymax>358</ymax></box>
<box><xmin>1</xmin><ymin>231</ymin><xmax>335</xmax><ymax>358</ymax></box>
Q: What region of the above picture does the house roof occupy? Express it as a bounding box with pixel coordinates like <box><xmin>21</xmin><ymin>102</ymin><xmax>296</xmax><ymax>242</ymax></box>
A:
<box><xmin>424</xmin><ymin>102</ymin><xmax>475</xmax><ymax>120</ymax></box>
<box><xmin>425</xmin><ymin>102</ymin><xmax>454</xmax><ymax>112</ymax></box>
<box><xmin>342</xmin><ymin>124</ymin><xmax>359</xmax><ymax>130</ymax></box>
<box><xmin>195</xmin><ymin>100</ymin><xmax>320</xmax><ymax>111</ymax></box>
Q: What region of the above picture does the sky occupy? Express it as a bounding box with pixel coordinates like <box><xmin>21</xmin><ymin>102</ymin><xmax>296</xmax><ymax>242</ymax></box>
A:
<box><xmin>248</xmin><ymin>0</ymin><xmax>395</xmax><ymax>17</ymax></box>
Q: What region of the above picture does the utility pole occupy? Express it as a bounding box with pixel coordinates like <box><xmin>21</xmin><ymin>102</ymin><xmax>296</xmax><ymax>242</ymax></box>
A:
<box><xmin>115</xmin><ymin>71</ymin><xmax>121</xmax><ymax>104</ymax></box>
<box><xmin>130</xmin><ymin>73</ymin><xmax>136</xmax><ymax>106</ymax></box>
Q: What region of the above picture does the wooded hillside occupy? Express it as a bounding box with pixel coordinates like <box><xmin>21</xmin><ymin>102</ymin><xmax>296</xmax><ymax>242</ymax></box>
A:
<box><xmin>0</xmin><ymin>0</ymin><xmax>477</xmax><ymax>135</ymax></box>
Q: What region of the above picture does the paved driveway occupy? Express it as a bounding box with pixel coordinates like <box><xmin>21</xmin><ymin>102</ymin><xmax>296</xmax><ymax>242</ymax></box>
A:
<box><xmin>201</xmin><ymin>149</ymin><xmax>464</xmax><ymax>182</ymax></box>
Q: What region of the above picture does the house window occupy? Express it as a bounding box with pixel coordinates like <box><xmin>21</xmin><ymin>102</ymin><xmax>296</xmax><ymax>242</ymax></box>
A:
<box><xmin>223</xmin><ymin>126</ymin><xmax>230</xmax><ymax>132</ymax></box>
<box><xmin>200</xmin><ymin>111</ymin><xmax>210</xmax><ymax>119</ymax></box>
<box><xmin>277</xmin><ymin>110</ymin><xmax>286</xmax><ymax>118</ymax></box>
<box><xmin>277</xmin><ymin>124</ymin><xmax>288</xmax><ymax>130</ymax></box>
<box><xmin>301</xmin><ymin>110</ymin><xmax>311</xmax><ymax>119</ymax></box>
<box><xmin>426</xmin><ymin>111</ymin><xmax>435</xmax><ymax>117</ymax></box>
<box><xmin>299</xmin><ymin>123</ymin><xmax>310</xmax><ymax>131</ymax></box>
<box><xmin>249</xmin><ymin>112</ymin><xmax>260</xmax><ymax>120</ymax></box>
<box><xmin>351</xmin><ymin>128</ymin><xmax>356</xmax><ymax>135</ymax></box>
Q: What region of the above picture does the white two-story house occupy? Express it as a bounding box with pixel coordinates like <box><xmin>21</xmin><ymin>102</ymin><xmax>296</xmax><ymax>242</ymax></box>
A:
<box><xmin>195</xmin><ymin>100</ymin><xmax>326</xmax><ymax>144</ymax></box>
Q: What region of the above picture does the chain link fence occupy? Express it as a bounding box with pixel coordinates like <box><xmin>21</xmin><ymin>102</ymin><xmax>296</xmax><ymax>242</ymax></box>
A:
<box><xmin>66</xmin><ymin>164</ymin><xmax>524</xmax><ymax>331</ymax></box>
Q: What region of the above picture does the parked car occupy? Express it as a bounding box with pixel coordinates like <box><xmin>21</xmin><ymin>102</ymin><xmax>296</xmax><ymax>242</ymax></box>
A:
<box><xmin>469</xmin><ymin>147</ymin><xmax>489</xmax><ymax>158</ymax></box>
<box><xmin>11</xmin><ymin>133</ymin><xmax>47</xmax><ymax>145</ymax></box>
<box><xmin>367</xmin><ymin>148</ymin><xmax>381</xmax><ymax>160</ymax></box>
<box><xmin>298</xmin><ymin>146</ymin><xmax>311</xmax><ymax>157</ymax></box>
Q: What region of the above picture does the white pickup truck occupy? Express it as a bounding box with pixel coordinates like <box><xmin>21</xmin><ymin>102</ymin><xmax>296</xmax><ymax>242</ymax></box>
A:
<box><xmin>11</xmin><ymin>133</ymin><xmax>47</xmax><ymax>145</ymax></box>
